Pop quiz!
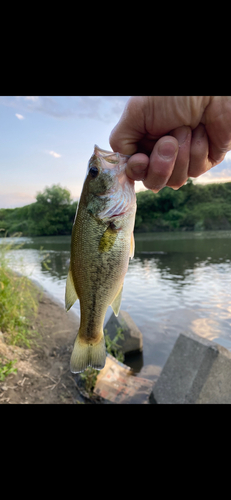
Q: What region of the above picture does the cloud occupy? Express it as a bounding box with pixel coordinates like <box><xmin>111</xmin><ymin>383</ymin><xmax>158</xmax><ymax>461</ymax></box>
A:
<box><xmin>1</xmin><ymin>96</ymin><xmax>130</xmax><ymax>122</ymax></box>
<box><xmin>76</xmin><ymin>96</ymin><xmax>130</xmax><ymax>122</ymax></box>
<box><xmin>194</xmin><ymin>162</ymin><xmax>231</xmax><ymax>185</ymax></box>
<box><xmin>225</xmin><ymin>151</ymin><xmax>231</xmax><ymax>162</ymax></box>
<box><xmin>24</xmin><ymin>96</ymin><xmax>39</xmax><ymax>102</ymax></box>
<box><xmin>15</xmin><ymin>113</ymin><xmax>24</xmax><ymax>120</ymax></box>
<box><xmin>49</xmin><ymin>150</ymin><xmax>61</xmax><ymax>158</ymax></box>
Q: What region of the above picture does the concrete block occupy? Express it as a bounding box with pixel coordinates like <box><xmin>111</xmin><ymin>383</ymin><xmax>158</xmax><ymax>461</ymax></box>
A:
<box><xmin>94</xmin><ymin>354</ymin><xmax>153</xmax><ymax>404</ymax></box>
<box><xmin>152</xmin><ymin>331</ymin><xmax>231</xmax><ymax>404</ymax></box>
<box><xmin>105</xmin><ymin>310</ymin><xmax>143</xmax><ymax>355</ymax></box>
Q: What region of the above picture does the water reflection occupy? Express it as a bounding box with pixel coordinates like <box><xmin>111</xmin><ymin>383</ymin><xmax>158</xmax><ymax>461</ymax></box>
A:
<box><xmin>3</xmin><ymin>231</ymin><xmax>231</xmax><ymax>378</ymax></box>
<box><xmin>41</xmin><ymin>251</ymin><xmax>70</xmax><ymax>280</ymax></box>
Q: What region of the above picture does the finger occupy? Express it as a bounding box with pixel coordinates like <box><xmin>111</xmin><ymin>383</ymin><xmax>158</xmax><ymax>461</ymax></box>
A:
<box><xmin>143</xmin><ymin>137</ymin><xmax>178</xmax><ymax>192</ymax></box>
<box><xmin>166</xmin><ymin>126</ymin><xmax>191</xmax><ymax>189</ymax></box>
<box><xmin>203</xmin><ymin>96</ymin><xmax>231</xmax><ymax>167</ymax></box>
<box><xmin>188</xmin><ymin>124</ymin><xmax>209</xmax><ymax>177</ymax></box>
<box><xmin>109</xmin><ymin>96</ymin><xmax>146</xmax><ymax>155</ymax></box>
<box><xmin>126</xmin><ymin>153</ymin><xmax>149</xmax><ymax>181</ymax></box>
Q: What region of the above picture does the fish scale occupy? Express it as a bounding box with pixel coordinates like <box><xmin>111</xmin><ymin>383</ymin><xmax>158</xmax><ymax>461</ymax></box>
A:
<box><xmin>65</xmin><ymin>145</ymin><xmax>137</xmax><ymax>373</ymax></box>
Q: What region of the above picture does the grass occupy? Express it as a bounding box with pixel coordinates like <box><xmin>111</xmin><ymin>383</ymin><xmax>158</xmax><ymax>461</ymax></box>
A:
<box><xmin>104</xmin><ymin>326</ymin><xmax>124</xmax><ymax>363</ymax></box>
<box><xmin>0</xmin><ymin>235</ymin><xmax>39</xmax><ymax>380</ymax></box>
<box><xmin>0</xmin><ymin>359</ymin><xmax>17</xmax><ymax>382</ymax></box>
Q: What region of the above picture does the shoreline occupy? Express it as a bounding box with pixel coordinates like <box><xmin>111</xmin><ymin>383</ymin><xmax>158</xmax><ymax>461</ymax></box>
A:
<box><xmin>0</xmin><ymin>281</ymin><xmax>89</xmax><ymax>404</ymax></box>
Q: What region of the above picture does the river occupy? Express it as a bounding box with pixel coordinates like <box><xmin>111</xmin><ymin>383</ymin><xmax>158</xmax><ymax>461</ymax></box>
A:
<box><xmin>2</xmin><ymin>230</ymin><xmax>231</xmax><ymax>378</ymax></box>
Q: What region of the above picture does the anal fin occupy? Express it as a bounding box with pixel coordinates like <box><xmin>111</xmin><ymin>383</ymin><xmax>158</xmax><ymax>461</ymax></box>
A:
<box><xmin>110</xmin><ymin>284</ymin><xmax>123</xmax><ymax>317</ymax></box>
<box><xmin>65</xmin><ymin>265</ymin><xmax>78</xmax><ymax>311</ymax></box>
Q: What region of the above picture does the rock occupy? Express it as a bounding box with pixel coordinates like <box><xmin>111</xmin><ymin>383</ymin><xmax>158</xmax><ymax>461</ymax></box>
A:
<box><xmin>152</xmin><ymin>331</ymin><xmax>231</xmax><ymax>404</ymax></box>
<box><xmin>94</xmin><ymin>354</ymin><xmax>153</xmax><ymax>404</ymax></box>
<box><xmin>105</xmin><ymin>310</ymin><xmax>143</xmax><ymax>355</ymax></box>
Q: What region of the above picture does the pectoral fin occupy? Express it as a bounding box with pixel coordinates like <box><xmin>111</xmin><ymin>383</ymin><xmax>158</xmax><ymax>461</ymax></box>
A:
<box><xmin>110</xmin><ymin>284</ymin><xmax>123</xmax><ymax>317</ymax></box>
<box><xmin>65</xmin><ymin>266</ymin><xmax>78</xmax><ymax>311</ymax></box>
<box><xmin>98</xmin><ymin>224</ymin><xmax>118</xmax><ymax>253</ymax></box>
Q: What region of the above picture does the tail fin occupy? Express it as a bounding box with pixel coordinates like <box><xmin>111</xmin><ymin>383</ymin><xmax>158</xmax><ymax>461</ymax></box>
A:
<box><xmin>70</xmin><ymin>334</ymin><xmax>106</xmax><ymax>373</ymax></box>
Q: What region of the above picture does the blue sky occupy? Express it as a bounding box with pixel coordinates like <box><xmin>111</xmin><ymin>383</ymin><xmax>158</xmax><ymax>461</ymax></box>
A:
<box><xmin>1</xmin><ymin>95</ymin><xmax>231</xmax><ymax>209</ymax></box>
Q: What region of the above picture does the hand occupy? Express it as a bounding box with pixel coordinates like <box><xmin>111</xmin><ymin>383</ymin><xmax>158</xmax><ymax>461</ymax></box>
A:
<box><xmin>109</xmin><ymin>96</ymin><xmax>231</xmax><ymax>191</ymax></box>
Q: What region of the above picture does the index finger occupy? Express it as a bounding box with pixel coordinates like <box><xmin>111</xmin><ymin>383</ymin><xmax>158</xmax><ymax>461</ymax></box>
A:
<box><xmin>109</xmin><ymin>96</ymin><xmax>147</xmax><ymax>155</ymax></box>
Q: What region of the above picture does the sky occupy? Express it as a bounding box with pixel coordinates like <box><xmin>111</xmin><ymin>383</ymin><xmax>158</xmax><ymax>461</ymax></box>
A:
<box><xmin>1</xmin><ymin>95</ymin><xmax>231</xmax><ymax>209</ymax></box>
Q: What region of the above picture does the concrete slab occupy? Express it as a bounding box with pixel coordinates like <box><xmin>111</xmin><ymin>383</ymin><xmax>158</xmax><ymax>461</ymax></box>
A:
<box><xmin>94</xmin><ymin>354</ymin><xmax>153</xmax><ymax>404</ymax></box>
<box><xmin>152</xmin><ymin>331</ymin><xmax>231</xmax><ymax>404</ymax></box>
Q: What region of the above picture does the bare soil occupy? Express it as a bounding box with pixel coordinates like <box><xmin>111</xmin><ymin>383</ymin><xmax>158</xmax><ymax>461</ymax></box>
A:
<box><xmin>0</xmin><ymin>286</ymin><xmax>87</xmax><ymax>404</ymax></box>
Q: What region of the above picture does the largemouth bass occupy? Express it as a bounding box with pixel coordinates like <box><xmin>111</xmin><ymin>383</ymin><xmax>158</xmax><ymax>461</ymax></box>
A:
<box><xmin>65</xmin><ymin>145</ymin><xmax>137</xmax><ymax>373</ymax></box>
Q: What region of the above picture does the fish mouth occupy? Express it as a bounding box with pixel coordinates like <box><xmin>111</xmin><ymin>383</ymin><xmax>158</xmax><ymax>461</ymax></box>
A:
<box><xmin>94</xmin><ymin>144</ymin><xmax>134</xmax><ymax>187</ymax></box>
<box><xmin>94</xmin><ymin>144</ymin><xmax>130</xmax><ymax>164</ymax></box>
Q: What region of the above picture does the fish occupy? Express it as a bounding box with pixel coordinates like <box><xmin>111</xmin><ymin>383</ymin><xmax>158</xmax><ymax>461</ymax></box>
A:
<box><xmin>65</xmin><ymin>145</ymin><xmax>137</xmax><ymax>373</ymax></box>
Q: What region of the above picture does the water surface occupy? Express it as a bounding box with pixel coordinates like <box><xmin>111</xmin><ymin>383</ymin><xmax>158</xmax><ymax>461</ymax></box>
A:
<box><xmin>2</xmin><ymin>231</ymin><xmax>231</xmax><ymax>378</ymax></box>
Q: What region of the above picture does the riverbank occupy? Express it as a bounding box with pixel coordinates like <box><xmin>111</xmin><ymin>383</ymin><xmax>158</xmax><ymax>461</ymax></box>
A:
<box><xmin>0</xmin><ymin>282</ymin><xmax>86</xmax><ymax>404</ymax></box>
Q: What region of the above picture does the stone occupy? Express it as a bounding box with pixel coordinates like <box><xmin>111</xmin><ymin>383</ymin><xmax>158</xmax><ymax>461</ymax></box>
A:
<box><xmin>152</xmin><ymin>331</ymin><xmax>231</xmax><ymax>404</ymax></box>
<box><xmin>94</xmin><ymin>354</ymin><xmax>153</xmax><ymax>404</ymax></box>
<box><xmin>104</xmin><ymin>310</ymin><xmax>143</xmax><ymax>355</ymax></box>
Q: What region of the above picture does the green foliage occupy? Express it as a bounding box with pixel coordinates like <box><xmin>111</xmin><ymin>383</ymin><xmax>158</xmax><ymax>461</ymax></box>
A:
<box><xmin>2</xmin><ymin>180</ymin><xmax>231</xmax><ymax>236</ymax></box>
<box><xmin>36</xmin><ymin>185</ymin><xmax>71</xmax><ymax>206</ymax></box>
<box><xmin>104</xmin><ymin>326</ymin><xmax>124</xmax><ymax>363</ymax></box>
<box><xmin>135</xmin><ymin>180</ymin><xmax>231</xmax><ymax>232</ymax></box>
<box><xmin>0</xmin><ymin>185</ymin><xmax>78</xmax><ymax>237</ymax></box>
<box><xmin>0</xmin><ymin>359</ymin><xmax>17</xmax><ymax>382</ymax></box>
<box><xmin>79</xmin><ymin>367</ymin><xmax>98</xmax><ymax>396</ymax></box>
<box><xmin>0</xmin><ymin>237</ymin><xmax>39</xmax><ymax>348</ymax></box>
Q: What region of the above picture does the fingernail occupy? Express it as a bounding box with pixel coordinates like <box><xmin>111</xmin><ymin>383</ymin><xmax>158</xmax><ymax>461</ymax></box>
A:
<box><xmin>158</xmin><ymin>141</ymin><xmax>177</xmax><ymax>159</ymax></box>
<box><xmin>126</xmin><ymin>164</ymin><xmax>147</xmax><ymax>181</ymax></box>
<box><xmin>131</xmin><ymin>164</ymin><xmax>147</xmax><ymax>176</ymax></box>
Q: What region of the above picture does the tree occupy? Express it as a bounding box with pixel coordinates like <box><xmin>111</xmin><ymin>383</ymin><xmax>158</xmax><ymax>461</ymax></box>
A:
<box><xmin>36</xmin><ymin>185</ymin><xmax>71</xmax><ymax>206</ymax></box>
<box><xmin>28</xmin><ymin>185</ymin><xmax>77</xmax><ymax>236</ymax></box>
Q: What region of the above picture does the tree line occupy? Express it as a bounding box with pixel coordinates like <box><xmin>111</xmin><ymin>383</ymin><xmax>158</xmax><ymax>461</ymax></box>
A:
<box><xmin>135</xmin><ymin>179</ymin><xmax>231</xmax><ymax>232</ymax></box>
<box><xmin>1</xmin><ymin>181</ymin><xmax>231</xmax><ymax>237</ymax></box>
<box><xmin>0</xmin><ymin>185</ymin><xmax>77</xmax><ymax>237</ymax></box>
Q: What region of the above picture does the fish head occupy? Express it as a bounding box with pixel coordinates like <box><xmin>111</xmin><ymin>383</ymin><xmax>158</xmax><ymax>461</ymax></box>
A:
<box><xmin>83</xmin><ymin>145</ymin><xmax>136</xmax><ymax>220</ymax></box>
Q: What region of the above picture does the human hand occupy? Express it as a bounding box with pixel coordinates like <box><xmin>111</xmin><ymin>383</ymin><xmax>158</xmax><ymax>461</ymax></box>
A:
<box><xmin>109</xmin><ymin>96</ymin><xmax>231</xmax><ymax>191</ymax></box>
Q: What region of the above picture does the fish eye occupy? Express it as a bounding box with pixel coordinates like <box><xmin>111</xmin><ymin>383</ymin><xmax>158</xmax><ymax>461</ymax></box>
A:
<box><xmin>89</xmin><ymin>166</ymin><xmax>99</xmax><ymax>179</ymax></box>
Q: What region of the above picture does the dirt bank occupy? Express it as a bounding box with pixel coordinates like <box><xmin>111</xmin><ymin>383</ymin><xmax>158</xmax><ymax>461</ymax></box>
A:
<box><xmin>0</xmin><ymin>285</ymin><xmax>86</xmax><ymax>404</ymax></box>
